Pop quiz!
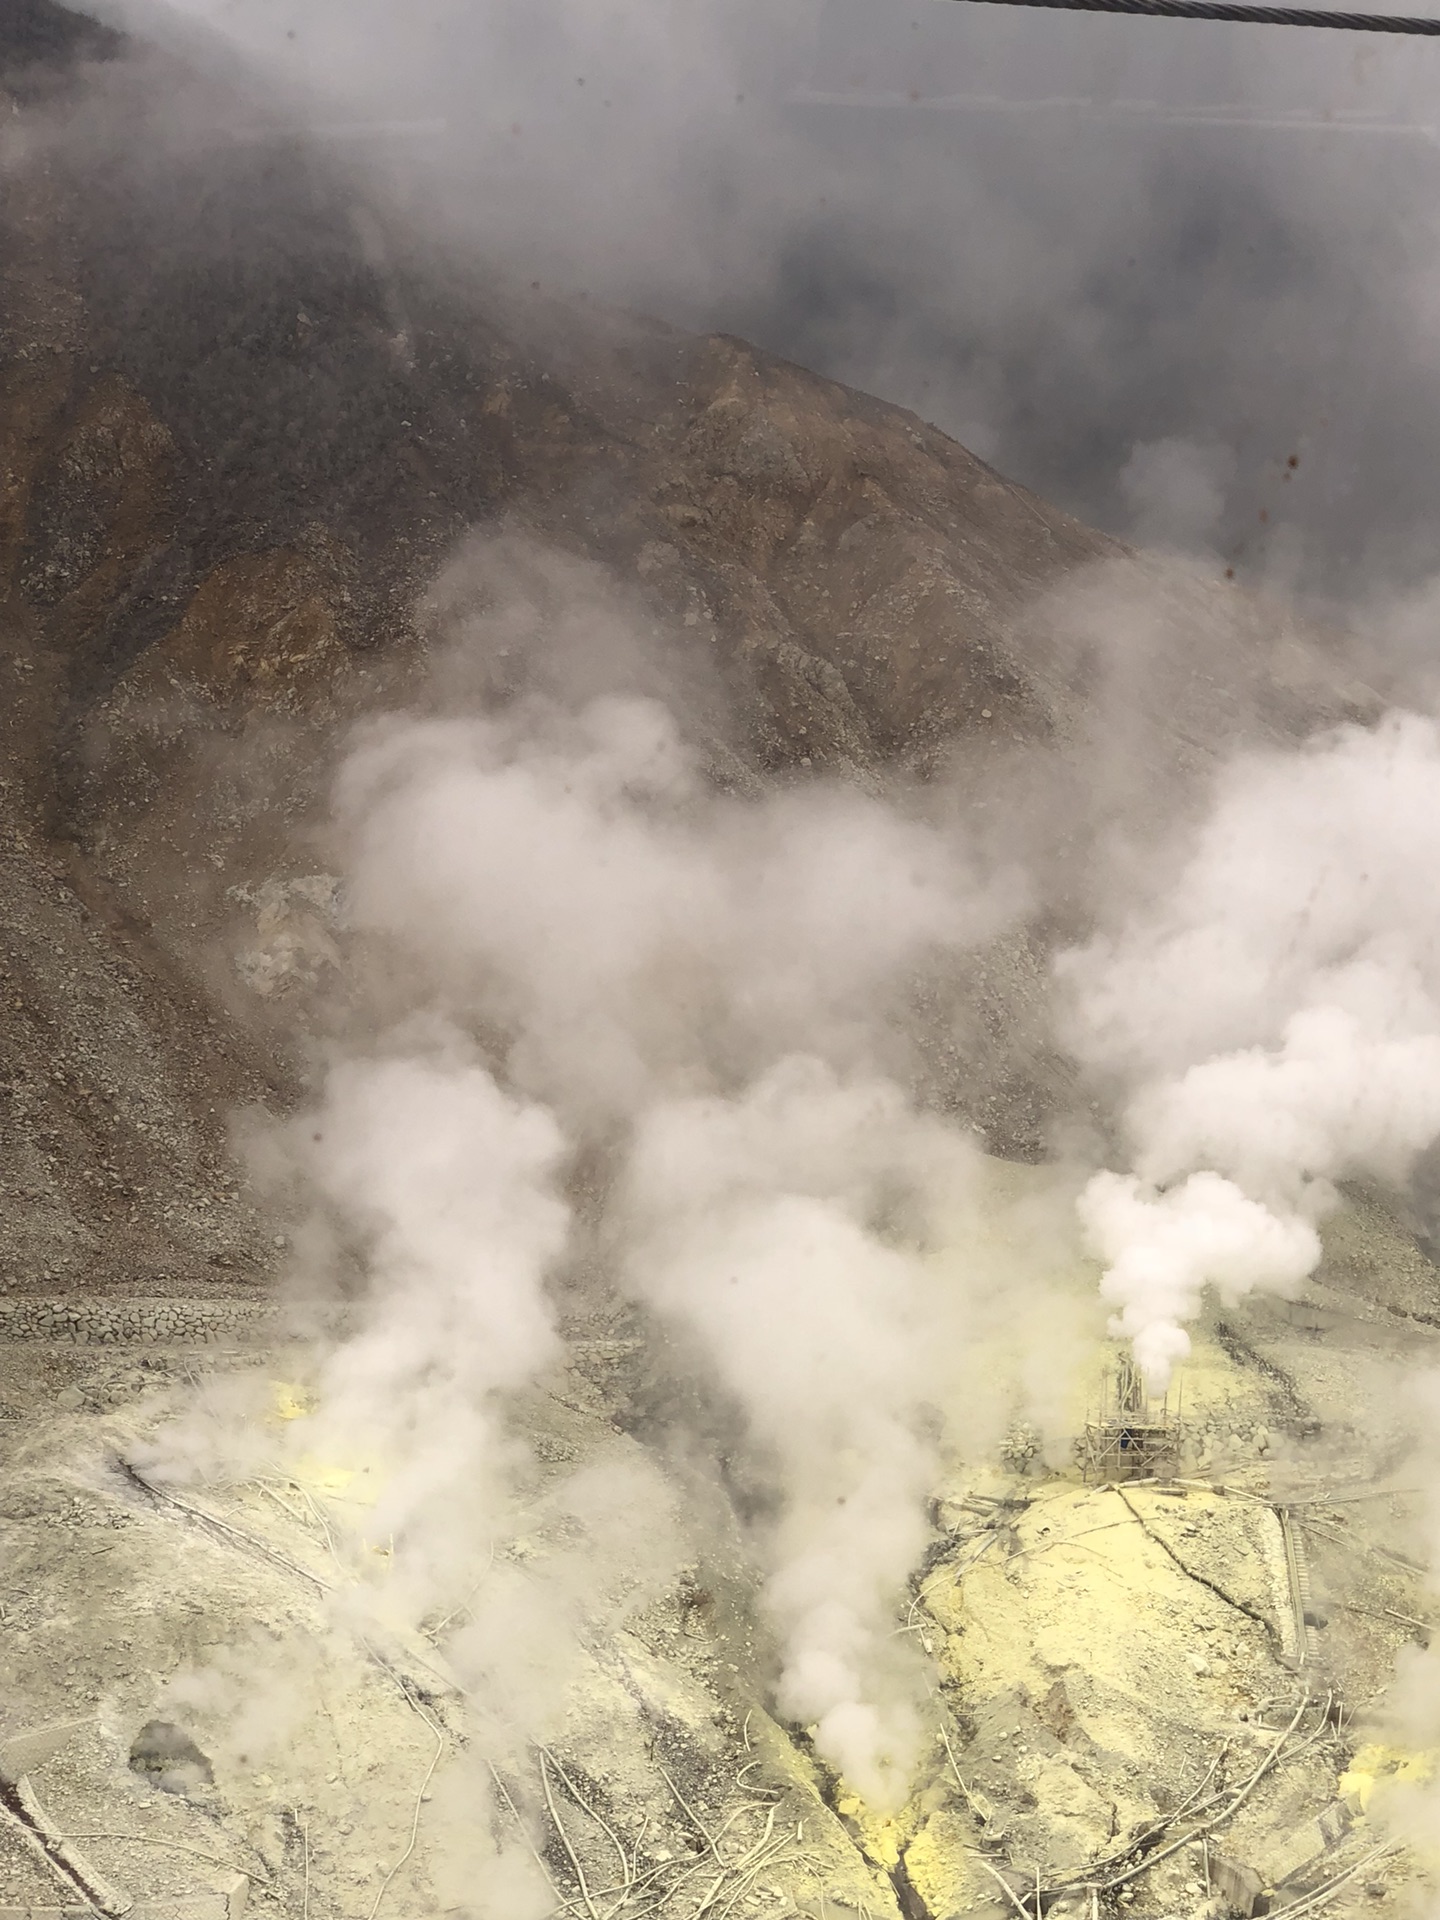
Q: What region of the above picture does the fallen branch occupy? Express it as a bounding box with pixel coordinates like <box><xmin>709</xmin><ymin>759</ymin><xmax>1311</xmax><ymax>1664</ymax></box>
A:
<box><xmin>937</xmin><ymin>1718</ymin><xmax>996</xmax><ymax>1831</ymax></box>
<box><xmin>1298</xmin><ymin>1522</ymin><xmax>1427</xmax><ymax>1578</ymax></box>
<box><xmin>540</xmin><ymin>1748</ymin><xmax>605</xmax><ymax>1920</ymax></box>
<box><xmin>1036</xmin><ymin>1691</ymin><xmax>1328</xmax><ymax>1907</ymax></box>
<box><xmin>657</xmin><ymin>1765</ymin><xmax>726</xmax><ymax>1868</ymax></box>
<box><xmin>1097</xmin><ymin>1690</ymin><xmax>1317</xmax><ymax>1894</ymax></box>
<box><xmin>1385</xmin><ymin>1607</ymin><xmax>1434</xmax><ymax>1632</ymax></box>
<box><xmin>968</xmin><ymin>1851</ymin><xmax>1035</xmax><ymax>1920</ymax></box>
<box><xmin>1334</xmin><ymin>1601</ymin><xmax>1432</xmax><ymax>1635</ymax></box>
<box><xmin>367</xmin><ymin>1680</ymin><xmax>446</xmax><ymax>1920</ymax></box>
<box><xmin>1</xmin><ymin>1784</ymin><xmax>131</xmax><ymax>1918</ymax></box>
<box><xmin>488</xmin><ymin>1760</ymin><xmax>567</xmax><ymax>1905</ymax></box>
<box><xmin>115</xmin><ymin>1457</ymin><xmax>331</xmax><ymax>1596</ymax></box>
<box><xmin>542</xmin><ymin>1747</ymin><xmax>632</xmax><ymax>1893</ymax></box>
<box><xmin>69</xmin><ymin>1830</ymin><xmax>266</xmax><ymax>1884</ymax></box>
<box><xmin>1048</xmin><ymin>1734</ymin><xmax>1231</xmax><ymax>1889</ymax></box>
<box><xmin>1274</xmin><ymin>1839</ymin><xmax>1402</xmax><ymax>1917</ymax></box>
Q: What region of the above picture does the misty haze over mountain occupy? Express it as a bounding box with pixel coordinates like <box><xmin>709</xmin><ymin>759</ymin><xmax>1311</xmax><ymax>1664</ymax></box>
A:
<box><xmin>104</xmin><ymin>0</ymin><xmax>1440</xmax><ymax>617</ymax></box>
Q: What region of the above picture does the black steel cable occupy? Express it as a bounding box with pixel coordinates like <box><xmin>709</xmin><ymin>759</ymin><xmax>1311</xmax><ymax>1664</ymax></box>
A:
<box><xmin>953</xmin><ymin>0</ymin><xmax>1440</xmax><ymax>31</ymax></box>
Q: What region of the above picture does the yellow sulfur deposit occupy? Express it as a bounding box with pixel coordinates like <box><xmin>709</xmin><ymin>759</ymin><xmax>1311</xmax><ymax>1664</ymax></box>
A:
<box><xmin>269</xmin><ymin>1379</ymin><xmax>314</xmax><ymax>1423</ymax></box>
<box><xmin>903</xmin><ymin>1812</ymin><xmax>994</xmax><ymax>1916</ymax></box>
<box><xmin>1338</xmin><ymin>1742</ymin><xmax>1436</xmax><ymax>1815</ymax></box>
<box><xmin>834</xmin><ymin>1788</ymin><xmax>921</xmax><ymax>1872</ymax></box>
<box><xmin>289</xmin><ymin>1454</ymin><xmax>362</xmax><ymax>1499</ymax></box>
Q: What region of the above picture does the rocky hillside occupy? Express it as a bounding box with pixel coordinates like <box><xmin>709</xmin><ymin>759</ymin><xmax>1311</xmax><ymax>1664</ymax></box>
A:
<box><xmin>0</xmin><ymin>0</ymin><xmax>1374</xmax><ymax>1293</ymax></box>
<box><xmin>4</xmin><ymin>15</ymin><xmax>1437</xmax><ymax>1920</ymax></box>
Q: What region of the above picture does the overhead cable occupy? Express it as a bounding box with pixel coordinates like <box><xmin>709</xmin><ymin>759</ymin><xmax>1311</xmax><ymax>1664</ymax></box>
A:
<box><xmin>952</xmin><ymin>0</ymin><xmax>1440</xmax><ymax>33</ymax></box>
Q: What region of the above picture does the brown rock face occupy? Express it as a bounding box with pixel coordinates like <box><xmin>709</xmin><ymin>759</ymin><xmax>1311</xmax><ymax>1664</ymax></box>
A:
<box><xmin>0</xmin><ymin>5</ymin><xmax>1125</xmax><ymax>794</ymax></box>
<box><xmin>0</xmin><ymin>2</ymin><xmax>1374</xmax><ymax>1292</ymax></box>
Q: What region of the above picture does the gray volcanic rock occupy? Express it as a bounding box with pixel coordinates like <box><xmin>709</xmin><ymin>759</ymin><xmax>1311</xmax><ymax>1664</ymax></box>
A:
<box><xmin>0</xmin><ymin>0</ymin><xmax>1375</xmax><ymax>1289</ymax></box>
<box><xmin>0</xmin><ymin>0</ymin><xmax>122</xmax><ymax>87</ymax></box>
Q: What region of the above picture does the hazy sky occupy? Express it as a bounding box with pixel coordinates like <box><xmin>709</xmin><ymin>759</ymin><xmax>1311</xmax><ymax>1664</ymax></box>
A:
<box><xmin>107</xmin><ymin>0</ymin><xmax>1440</xmax><ymax>610</ymax></box>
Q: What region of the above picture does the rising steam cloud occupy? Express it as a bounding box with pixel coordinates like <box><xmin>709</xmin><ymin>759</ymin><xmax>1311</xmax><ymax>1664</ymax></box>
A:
<box><xmin>273</xmin><ymin>593</ymin><xmax>1440</xmax><ymax>1800</ymax></box>
<box><xmin>32</xmin><ymin>1</ymin><xmax>1440</xmax><ymax>1899</ymax></box>
<box><xmin>619</xmin><ymin>1059</ymin><xmax>975</xmax><ymax>1802</ymax></box>
<box><xmin>1062</xmin><ymin>709</ymin><xmax>1440</xmax><ymax>1385</ymax></box>
<box><xmin>285</xmin><ymin>1049</ymin><xmax>569</xmax><ymax>1621</ymax></box>
<box><xmin>265</xmin><ymin>570</ymin><xmax>1026</xmax><ymax>1803</ymax></box>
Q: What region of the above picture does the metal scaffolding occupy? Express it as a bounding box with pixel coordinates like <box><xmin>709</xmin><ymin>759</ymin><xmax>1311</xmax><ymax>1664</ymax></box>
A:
<box><xmin>1080</xmin><ymin>1349</ymin><xmax>1181</xmax><ymax>1483</ymax></box>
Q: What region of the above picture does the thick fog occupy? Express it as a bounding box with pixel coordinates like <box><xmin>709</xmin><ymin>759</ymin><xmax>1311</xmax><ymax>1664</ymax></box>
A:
<box><xmin>106</xmin><ymin>0</ymin><xmax>1440</xmax><ymax>611</ymax></box>
<box><xmin>45</xmin><ymin>0</ymin><xmax>1440</xmax><ymax>1876</ymax></box>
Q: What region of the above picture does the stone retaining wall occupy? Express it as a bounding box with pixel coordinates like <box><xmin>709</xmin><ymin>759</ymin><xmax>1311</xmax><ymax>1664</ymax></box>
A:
<box><xmin>0</xmin><ymin>1883</ymin><xmax>246</xmax><ymax>1920</ymax></box>
<box><xmin>0</xmin><ymin>1299</ymin><xmax>275</xmax><ymax>1344</ymax></box>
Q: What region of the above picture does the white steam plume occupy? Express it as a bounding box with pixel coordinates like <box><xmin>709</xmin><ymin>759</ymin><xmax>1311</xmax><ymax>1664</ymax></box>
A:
<box><xmin>277</xmin><ymin>617</ymin><xmax>1025</xmax><ymax>1803</ymax></box>
<box><xmin>281</xmin><ymin>1043</ymin><xmax>570</xmax><ymax>1622</ymax></box>
<box><xmin>1077</xmin><ymin>1170</ymin><xmax>1320</xmax><ymax>1388</ymax></box>
<box><xmin>334</xmin><ymin>692</ymin><xmax>1020</xmax><ymax>1120</ymax></box>
<box><xmin>1118</xmin><ymin>438</ymin><xmax>1236</xmax><ymax>556</ymax></box>
<box><xmin>620</xmin><ymin>1056</ymin><xmax>975</xmax><ymax>1805</ymax></box>
<box><xmin>1062</xmin><ymin>710</ymin><xmax>1440</xmax><ymax>1385</ymax></box>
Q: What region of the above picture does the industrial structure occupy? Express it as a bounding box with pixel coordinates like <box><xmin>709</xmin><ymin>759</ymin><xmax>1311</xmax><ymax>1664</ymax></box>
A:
<box><xmin>1080</xmin><ymin>1350</ymin><xmax>1181</xmax><ymax>1482</ymax></box>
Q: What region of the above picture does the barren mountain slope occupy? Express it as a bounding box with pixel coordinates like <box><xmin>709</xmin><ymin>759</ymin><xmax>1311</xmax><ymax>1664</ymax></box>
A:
<box><xmin>3</xmin><ymin>12</ymin><xmax>1438</xmax><ymax>1920</ymax></box>
<box><xmin>2</xmin><ymin>1177</ymin><xmax>1436</xmax><ymax>1920</ymax></box>
<box><xmin>0</xmin><ymin>0</ymin><xmax>1384</xmax><ymax>1298</ymax></box>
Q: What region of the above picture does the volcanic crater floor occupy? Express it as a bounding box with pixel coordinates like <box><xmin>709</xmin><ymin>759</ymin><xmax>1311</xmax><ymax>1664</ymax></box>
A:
<box><xmin>2</xmin><ymin>1180</ymin><xmax>1438</xmax><ymax>1920</ymax></box>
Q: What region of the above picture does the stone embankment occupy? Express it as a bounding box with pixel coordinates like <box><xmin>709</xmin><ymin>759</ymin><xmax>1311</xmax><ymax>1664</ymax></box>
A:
<box><xmin>0</xmin><ymin>1298</ymin><xmax>274</xmax><ymax>1344</ymax></box>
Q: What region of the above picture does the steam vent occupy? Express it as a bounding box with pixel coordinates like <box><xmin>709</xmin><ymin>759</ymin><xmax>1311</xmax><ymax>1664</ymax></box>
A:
<box><xmin>3</xmin><ymin>3</ymin><xmax>1440</xmax><ymax>1918</ymax></box>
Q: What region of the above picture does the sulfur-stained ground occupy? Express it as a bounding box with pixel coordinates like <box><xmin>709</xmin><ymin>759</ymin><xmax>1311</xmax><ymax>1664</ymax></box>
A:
<box><xmin>1</xmin><ymin>14</ymin><xmax>1438</xmax><ymax>1920</ymax></box>
<box><xmin>2</xmin><ymin>1170</ymin><xmax>1438</xmax><ymax>1920</ymax></box>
